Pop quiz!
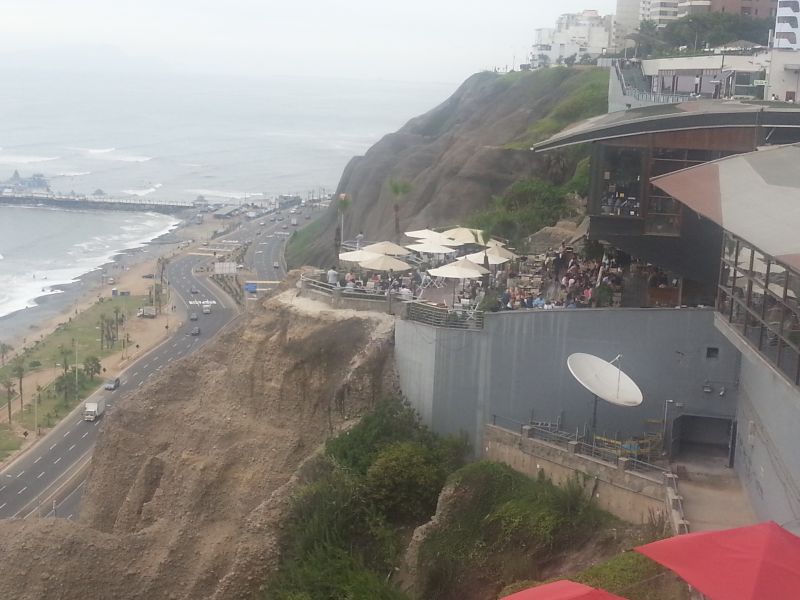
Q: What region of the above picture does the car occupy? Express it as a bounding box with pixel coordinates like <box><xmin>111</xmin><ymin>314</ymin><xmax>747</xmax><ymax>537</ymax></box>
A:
<box><xmin>258</xmin><ymin>221</ymin><xmax>265</xmax><ymax>226</ymax></box>
<box><xmin>282</xmin><ymin>224</ymin><xmax>288</xmax><ymax>229</ymax></box>
<box><xmin>142</xmin><ymin>273</ymin><xmax>155</xmax><ymax>279</ymax></box>
<box><xmin>190</xmin><ymin>287</ymin><xmax>199</xmax><ymax>294</ymax></box>
<box><xmin>273</xmin><ymin>261</ymin><xmax>280</xmax><ymax>269</ymax></box>
<box><xmin>190</xmin><ymin>326</ymin><xmax>201</xmax><ymax>336</ymax></box>
<box><xmin>268</xmin><ymin>216</ymin><xmax>275</xmax><ymax>222</ymax></box>
<box><xmin>202</xmin><ymin>304</ymin><xmax>211</xmax><ymax>314</ymax></box>
<box><xmin>277</xmin><ymin>216</ymin><xmax>284</xmax><ymax>221</ymax></box>
<box><xmin>104</xmin><ymin>377</ymin><xmax>120</xmax><ymax>391</ymax></box>
<box><xmin>189</xmin><ymin>312</ymin><xmax>198</xmax><ymax>321</ymax></box>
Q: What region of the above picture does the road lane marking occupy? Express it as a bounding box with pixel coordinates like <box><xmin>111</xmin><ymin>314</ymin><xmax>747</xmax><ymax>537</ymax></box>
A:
<box><xmin>37</xmin><ymin>472</ymin><xmax>45</xmax><ymax>479</ymax></box>
<box><xmin>0</xmin><ymin>502</ymin><xmax>6</xmax><ymax>510</ymax></box>
<box><xmin>63</xmin><ymin>431</ymin><xmax>70</xmax><ymax>438</ymax></box>
<box><xmin>33</xmin><ymin>457</ymin><xmax>41</xmax><ymax>464</ymax></box>
<box><xmin>68</xmin><ymin>444</ymin><xmax>76</xmax><ymax>452</ymax></box>
<box><xmin>16</xmin><ymin>471</ymin><xmax>24</xmax><ymax>478</ymax></box>
<box><xmin>82</xmin><ymin>432</ymin><xmax>88</xmax><ymax>439</ymax></box>
<box><xmin>17</xmin><ymin>486</ymin><xmax>27</xmax><ymax>495</ymax></box>
<box><xmin>76</xmin><ymin>419</ymin><xmax>82</xmax><ymax>426</ymax></box>
<box><xmin>93</xmin><ymin>420</ymin><xmax>100</xmax><ymax>426</ymax></box>
<box><xmin>54</xmin><ymin>457</ymin><xmax>62</xmax><ymax>465</ymax></box>
<box><xmin>138</xmin><ymin>381</ymin><xmax>144</xmax><ymax>387</ymax></box>
<box><xmin>143</xmin><ymin>362</ymin><xmax>150</xmax><ymax>369</ymax></box>
<box><xmin>132</xmin><ymin>371</ymin><xmax>139</xmax><ymax>377</ymax></box>
<box><xmin>0</xmin><ymin>485</ymin><xmax>5</xmax><ymax>492</ymax></box>
<box><xmin>49</xmin><ymin>444</ymin><xmax>56</xmax><ymax>451</ymax></box>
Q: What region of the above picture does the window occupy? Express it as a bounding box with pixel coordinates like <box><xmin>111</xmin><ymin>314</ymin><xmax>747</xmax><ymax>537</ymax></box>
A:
<box><xmin>706</xmin><ymin>347</ymin><xmax>720</xmax><ymax>359</ymax></box>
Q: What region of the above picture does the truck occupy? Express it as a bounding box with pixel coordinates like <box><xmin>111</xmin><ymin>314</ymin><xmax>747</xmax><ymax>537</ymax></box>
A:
<box><xmin>202</xmin><ymin>304</ymin><xmax>211</xmax><ymax>314</ymax></box>
<box><xmin>291</xmin><ymin>217</ymin><xmax>298</xmax><ymax>226</ymax></box>
<box><xmin>84</xmin><ymin>397</ymin><xmax>106</xmax><ymax>421</ymax></box>
<box><xmin>137</xmin><ymin>306</ymin><xmax>156</xmax><ymax>318</ymax></box>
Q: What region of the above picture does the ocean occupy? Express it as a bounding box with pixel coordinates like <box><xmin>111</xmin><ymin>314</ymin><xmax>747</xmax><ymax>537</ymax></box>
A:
<box><xmin>0</xmin><ymin>69</ymin><xmax>455</xmax><ymax>331</ymax></box>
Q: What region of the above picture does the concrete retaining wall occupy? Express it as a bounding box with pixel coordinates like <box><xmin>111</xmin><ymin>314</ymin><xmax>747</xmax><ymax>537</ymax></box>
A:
<box><xmin>484</xmin><ymin>425</ymin><xmax>667</xmax><ymax>525</ymax></box>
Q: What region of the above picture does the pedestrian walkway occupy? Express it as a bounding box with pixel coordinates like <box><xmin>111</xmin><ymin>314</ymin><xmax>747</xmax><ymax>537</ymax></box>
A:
<box><xmin>673</xmin><ymin>444</ymin><xmax>758</xmax><ymax>531</ymax></box>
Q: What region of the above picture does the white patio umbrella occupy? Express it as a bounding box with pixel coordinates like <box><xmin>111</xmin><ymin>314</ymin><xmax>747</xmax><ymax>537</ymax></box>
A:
<box><xmin>442</xmin><ymin>227</ymin><xmax>486</xmax><ymax>245</ymax></box>
<box><xmin>428</xmin><ymin>257</ymin><xmax>489</xmax><ymax>279</ymax></box>
<box><xmin>465</xmin><ymin>250</ymin><xmax>509</xmax><ymax>265</ymax></box>
<box><xmin>485</xmin><ymin>245</ymin><xmax>519</xmax><ymax>260</ymax></box>
<box><xmin>339</xmin><ymin>249</ymin><xmax>382</xmax><ymax>263</ymax></box>
<box><xmin>405</xmin><ymin>228</ymin><xmax>442</xmax><ymax>239</ymax></box>
<box><xmin>362</xmin><ymin>241</ymin><xmax>410</xmax><ymax>256</ymax></box>
<box><xmin>428</xmin><ymin>258</ymin><xmax>489</xmax><ymax>305</ymax></box>
<box><xmin>359</xmin><ymin>255</ymin><xmax>411</xmax><ymax>271</ymax></box>
<box><xmin>407</xmin><ymin>242</ymin><xmax>459</xmax><ymax>254</ymax></box>
<box><xmin>486</xmin><ymin>239</ymin><xmax>506</xmax><ymax>248</ymax></box>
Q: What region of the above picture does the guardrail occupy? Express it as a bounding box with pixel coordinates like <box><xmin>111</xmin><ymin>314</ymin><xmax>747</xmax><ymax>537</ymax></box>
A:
<box><xmin>624</xmin><ymin>456</ymin><xmax>669</xmax><ymax>478</ymax></box>
<box><xmin>406</xmin><ymin>300</ymin><xmax>485</xmax><ymax>330</ymax></box>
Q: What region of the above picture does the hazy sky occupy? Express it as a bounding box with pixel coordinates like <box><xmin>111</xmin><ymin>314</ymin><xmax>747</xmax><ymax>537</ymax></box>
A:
<box><xmin>1</xmin><ymin>1</ymin><xmax>616</xmax><ymax>82</ymax></box>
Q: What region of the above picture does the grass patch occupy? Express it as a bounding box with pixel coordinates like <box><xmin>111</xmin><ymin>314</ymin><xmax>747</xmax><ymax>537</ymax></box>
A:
<box><xmin>0</xmin><ymin>294</ymin><xmax>149</xmax><ymax>383</ymax></box>
<box><xmin>285</xmin><ymin>219</ymin><xmax>325</xmax><ymax>269</ymax></box>
<box><xmin>0</xmin><ymin>423</ymin><xmax>22</xmax><ymax>461</ymax></box>
<box><xmin>17</xmin><ymin>374</ymin><xmax>103</xmax><ymax>431</ymax></box>
<box><xmin>415</xmin><ymin>463</ymin><xmax>610</xmax><ymax>600</ymax></box>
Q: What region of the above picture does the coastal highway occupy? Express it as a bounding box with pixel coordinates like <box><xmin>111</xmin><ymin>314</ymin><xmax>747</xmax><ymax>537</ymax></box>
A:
<box><xmin>0</xmin><ymin>213</ymin><xmax>298</xmax><ymax>519</ymax></box>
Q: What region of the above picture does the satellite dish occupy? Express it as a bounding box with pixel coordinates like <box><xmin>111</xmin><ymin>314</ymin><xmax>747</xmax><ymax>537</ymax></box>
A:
<box><xmin>567</xmin><ymin>353</ymin><xmax>643</xmax><ymax>407</ymax></box>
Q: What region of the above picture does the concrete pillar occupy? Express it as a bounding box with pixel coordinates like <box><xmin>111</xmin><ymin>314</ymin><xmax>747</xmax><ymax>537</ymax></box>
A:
<box><xmin>568</xmin><ymin>440</ymin><xmax>579</xmax><ymax>454</ymax></box>
<box><xmin>618</xmin><ymin>456</ymin><xmax>630</xmax><ymax>471</ymax></box>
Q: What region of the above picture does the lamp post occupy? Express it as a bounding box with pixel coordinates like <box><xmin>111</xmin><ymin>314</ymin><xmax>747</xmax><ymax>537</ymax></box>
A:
<box><xmin>663</xmin><ymin>398</ymin><xmax>674</xmax><ymax>451</ymax></box>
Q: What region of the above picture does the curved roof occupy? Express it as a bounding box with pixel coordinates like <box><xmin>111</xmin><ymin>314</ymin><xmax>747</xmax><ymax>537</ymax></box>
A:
<box><xmin>533</xmin><ymin>100</ymin><xmax>800</xmax><ymax>152</ymax></box>
<box><xmin>652</xmin><ymin>144</ymin><xmax>800</xmax><ymax>270</ymax></box>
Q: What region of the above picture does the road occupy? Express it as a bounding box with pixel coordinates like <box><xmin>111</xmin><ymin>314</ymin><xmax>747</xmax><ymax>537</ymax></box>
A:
<box><xmin>0</xmin><ymin>209</ymin><xmax>305</xmax><ymax>519</ymax></box>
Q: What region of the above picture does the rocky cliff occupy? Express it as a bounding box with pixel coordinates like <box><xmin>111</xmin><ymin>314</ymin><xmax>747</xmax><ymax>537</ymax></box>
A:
<box><xmin>0</xmin><ymin>284</ymin><xmax>397</xmax><ymax>600</ymax></box>
<box><xmin>288</xmin><ymin>67</ymin><xmax>608</xmax><ymax>267</ymax></box>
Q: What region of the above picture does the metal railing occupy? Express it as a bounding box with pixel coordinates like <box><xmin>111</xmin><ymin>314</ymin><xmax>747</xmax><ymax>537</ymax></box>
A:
<box><xmin>301</xmin><ymin>274</ymin><xmax>392</xmax><ymax>301</ymax></box>
<box><xmin>405</xmin><ymin>300</ymin><xmax>485</xmax><ymax>330</ymax></box>
<box><xmin>526</xmin><ymin>423</ymin><xmax>577</xmax><ymax>449</ymax></box>
<box><xmin>624</xmin><ymin>457</ymin><xmax>669</xmax><ymax>478</ymax></box>
<box><xmin>575</xmin><ymin>441</ymin><xmax>621</xmax><ymax>465</ymax></box>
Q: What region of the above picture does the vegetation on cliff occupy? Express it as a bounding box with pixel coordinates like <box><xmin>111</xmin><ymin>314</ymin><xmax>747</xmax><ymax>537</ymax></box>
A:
<box><xmin>263</xmin><ymin>398</ymin><xmax>468</xmax><ymax>600</ymax></box>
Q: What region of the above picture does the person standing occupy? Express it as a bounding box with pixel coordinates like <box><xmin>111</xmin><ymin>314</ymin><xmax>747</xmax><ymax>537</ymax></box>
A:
<box><xmin>327</xmin><ymin>266</ymin><xmax>339</xmax><ymax>287</ymax></box>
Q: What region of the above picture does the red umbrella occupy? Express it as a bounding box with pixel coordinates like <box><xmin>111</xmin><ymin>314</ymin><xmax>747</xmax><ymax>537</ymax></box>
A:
<box><xmin>500</xmin><ymin>580</ymin><xmax>628</xmax><ymax>600</ymax></box>
<box><xmin>635</xmin><ymin>521</ymin><xmax>800</xmax><ymax>600</ymax></box>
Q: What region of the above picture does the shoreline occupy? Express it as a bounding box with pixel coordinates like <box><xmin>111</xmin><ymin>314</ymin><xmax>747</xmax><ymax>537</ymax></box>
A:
<box><xmin>0</xmin><ymin>216</ymin><xmax>196</xmax><ymax>353</ymax></box>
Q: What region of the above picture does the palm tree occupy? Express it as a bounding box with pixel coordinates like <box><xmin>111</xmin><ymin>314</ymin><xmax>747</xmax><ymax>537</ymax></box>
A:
<box><xmin>1</xmin><ymin>377</ymin><xmax>14</xmax><ymax>423</ymax></box>
<box><xmin>83</xmin><ymin>356</ymin><xmax>102</xmax><ymax>380</ymax></box>
<box><xmin>11</xmin><ymin>358</ymin><xmax>24</xmax><ymax>412</ymax></box>
<box><xmin>0</xmin><ymin>341</ymin><xmax>12</xmax><ymax>366</ymax></box>
<box><xmin>389</xmin><ymin>180</ymin><xmax>411</xmax><ymax>240</ymax></box>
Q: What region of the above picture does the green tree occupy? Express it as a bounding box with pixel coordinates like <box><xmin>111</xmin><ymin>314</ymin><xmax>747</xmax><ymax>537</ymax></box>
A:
<box><xmin>83</xmin><ymin>356</ymin><xmax>102</xmax><ymax>380</ymax></box>
<box><xmin>389</xmin><ymin>180</ymin><xmax>411</xmax><ymax>240</ymax></box>
<box><xmin>11</xmin><ymin>358</ymin><xmax>24</xmax><ymax>412</ymax></box>
<box><xmin>564</xmin><ymin>53</ymin><xmax>577</xmax><ymax>67</ymax></box>
<box><xmin>0</xmin><ymin>341</ymin><xmax>12</xmax><ymax>366</ymax></box>
<box><xmin>1</xmin><ymin>377</ymin><xmax>14</xmax><ymax>423</ymax></box>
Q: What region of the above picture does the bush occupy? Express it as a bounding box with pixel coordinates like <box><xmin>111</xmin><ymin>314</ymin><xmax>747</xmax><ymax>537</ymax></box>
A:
<box><xmin>365</xmin><ymin>441</ymin><xmax>447</xmax><ymax>524</ymax></box>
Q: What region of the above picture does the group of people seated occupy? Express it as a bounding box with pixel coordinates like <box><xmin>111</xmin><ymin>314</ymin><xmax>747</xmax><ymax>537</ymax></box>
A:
<box><xmin>325</xmin><ymin>267</ymin><xmax>418</xmax><ymax>298</ymax></box>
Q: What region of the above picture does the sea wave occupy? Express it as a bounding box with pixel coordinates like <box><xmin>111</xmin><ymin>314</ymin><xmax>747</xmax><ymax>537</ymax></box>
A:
<box><xmin>113</xmin><ymin>154</ymin><xmax>153</xmax><ymax>163</ymax></box>
<box><xmin>0</xmin><ymin>210</ymin><xmax>179</xmax><ymax>320</ymax></box>
<box><xmin>185</xmin><ymin>188</ymin><xmax>262</xmax><ymax>200</ymax></box>
<box><xmin>55</xmin><ymin>171</ymin><xmax>92</xmax><ymax>177</ymax></box>
<box><xmin>87</xmin><ymin>147</ymin><xmax>116</xmax><ymax>154</ymax></box>
<box><xmin>122</xmin><ymin>183</ymin><xmax>162</xmax><ymax>197</ymax></box>
<box><xmin>0</xmin><ymin>154</ymin><xmax>60</xmax><ymax>164</ymax></box>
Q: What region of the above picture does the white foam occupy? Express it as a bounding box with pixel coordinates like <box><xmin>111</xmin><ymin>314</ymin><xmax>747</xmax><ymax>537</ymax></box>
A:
<box><xmin>55</xmin><ymin>171</ymin><xmax>92</xmax><ymax>177</ymax></box>
<box><xmin>122</xmin><ymin>183</ymin><xmax>162</xmax><ymax>197</ymax></box>
<box><xmin>185</xmin><ymin>188</ymin><xmax>262</xmax><ymax>200</ymax></box>
<box><xmin>0</xmin><ymin>212</ymin><xmax>179</xmax><ymax>320</ymax></box>
<box><xmin>87</xmin><ymin>147</ymin><xmax>115</xmax><ymax>154</ymax></box>
<box><xmin>0</xmin><ymin>154</ymin><xmax>60</xmax><ymax>164</ymax></box>
<box><xmin>112</xmin><ymin>154</ymin><xmax>153</xmax><ymax>163</ymax></box>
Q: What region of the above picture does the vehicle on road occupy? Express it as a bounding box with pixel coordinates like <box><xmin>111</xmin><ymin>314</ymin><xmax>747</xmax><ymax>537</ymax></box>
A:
<box><xmin>269</xmin><ymin>216</ymin><xmax>275</xmax><ymax>222</ymax></box>
<box><xmin>290</xmin><ymin>218</ymin><xmax>298</xmax><ymax>226</ymax></box>
<box><xmin>273</xmin><ymin>261</ymin><xmax>280</xmax><ymax>269</ymax></box>
<box><xmin>104</xmin><ymin>377</ymin><xmax>120</xmax><ymax>391</ymax></box>
<box><xmin>189</xmin><ymin>312</ymin><xmax>198</xmax><ymax>321</ymax></box>
<box><xmin>137</xmin><ymin>306</ymin><xmax>156</xmax><ymax>318</ymax></box>
<box><xmin>277</xmin><ymin>216</ymin><xmax>284</xmax><ymax>221</ymax></box>
<box><xmin>282</xmin><ymin>224</ymin><xmax>288</xmax><ymax>229</ymax></box>
<box><xmin>202</xmin><ymin>305</ymin><xmax>211</xmax><ymax>314</ymax></box>
<box><xmin>84</xmin><ymin>397</ymin><xmax>106</xmax><ymax>421</ymax></box>
<box><xmin>190</xmin><ymin>286</ymin><xmax>199</xmax><ymax>294</ymax></box>
<box><xmin>190</xmin><ymin>326</ymin><xmax>201</xmax><ymax>336</ymax></box>
<box><xmin>142</xmin><ymin>273</ymin><xmax>155</xmax><ymax>279</ymax></box>
<box><xmin>258</xmin><ymin>221</ymin><xmax>265</xmax><ymax>226</ymax></box>
<box><xmin>305</xmin><ymin>214</ymin><xmax>311</xmax><ymax>220</ymax></box>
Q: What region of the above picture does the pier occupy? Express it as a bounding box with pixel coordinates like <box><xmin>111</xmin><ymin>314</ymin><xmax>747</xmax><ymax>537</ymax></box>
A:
<box><xmin>0</xmin><ymin>193</ymin><xmax>192</xmax><ymax>214</ymax></box>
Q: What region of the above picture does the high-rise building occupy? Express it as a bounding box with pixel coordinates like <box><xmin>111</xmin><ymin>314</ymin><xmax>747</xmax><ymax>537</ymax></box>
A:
<box><xmin>775</xmin><ymin>0</ymin><xmax>800</xmax><ymax>49</ymax></box>
<box><xmin>678</xmin><ymin>0</ymin><xmax>778</xmax><ymax>18</ymax></box>
<box><xmin>646</xmin><ymin>0</ymin><xmax>680</xmax><ymax>26</ymax></box>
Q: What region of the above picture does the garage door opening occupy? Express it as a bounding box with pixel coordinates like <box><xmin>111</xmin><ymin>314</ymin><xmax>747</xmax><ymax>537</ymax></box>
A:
<box><xmin>670</xmin><ymin>414</ymin><xmax>736</xmax><ymax>468</ymax></box>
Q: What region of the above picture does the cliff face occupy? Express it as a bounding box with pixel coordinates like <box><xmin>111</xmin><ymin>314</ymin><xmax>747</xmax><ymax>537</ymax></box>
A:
<box><xmin>289</xmin><ymin>67</ymin><xmax>608</xmax><ymax>267</ymax></box>
<box><xmin>0</xmin><ymin>286</ymin><xmax>397</xmax><ymax>600</ymax></box>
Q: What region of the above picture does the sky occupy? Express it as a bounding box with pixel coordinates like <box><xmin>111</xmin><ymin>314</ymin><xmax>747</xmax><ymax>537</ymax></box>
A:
<box><xmin>0</xmin><ymin>0</ymin><xmax>617</xmax><ymax>83</ymax></box>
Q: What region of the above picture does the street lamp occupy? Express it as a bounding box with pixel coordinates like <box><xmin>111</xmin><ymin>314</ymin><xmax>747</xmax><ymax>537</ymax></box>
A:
<box><xmin>663</xmin><ymin>398</ymin><xmax>674</xmax><ymax>451</ymax></box>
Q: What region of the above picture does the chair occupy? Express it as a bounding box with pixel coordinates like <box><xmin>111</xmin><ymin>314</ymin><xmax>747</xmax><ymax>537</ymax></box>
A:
<box><xmin>365</xmin><ymin>281</ymin><xmax>376</xmax><ymax>292</ymax></box>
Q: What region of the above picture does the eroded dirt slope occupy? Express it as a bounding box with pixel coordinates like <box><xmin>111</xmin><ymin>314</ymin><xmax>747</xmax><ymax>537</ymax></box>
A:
<box><xmin>0</xmin><ymin>287</ymin><xmax>396</xmax><ymax>600</ymax></box>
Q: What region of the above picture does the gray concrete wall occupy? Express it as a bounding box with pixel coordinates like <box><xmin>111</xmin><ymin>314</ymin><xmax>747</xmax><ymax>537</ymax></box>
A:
<box><xmin>716</xmin><ymin>316</ymin><xmax>800</xmax><ymax>527</ymax></box>
<box><xmin>485</xmin><ymin>425</ymin><xmax>668</xmax><ymax>525</ymax></box>
<box><xmin>396</xmin><ymin>308</ymin><xmax>740</xmax><ymax>452</ymax></box>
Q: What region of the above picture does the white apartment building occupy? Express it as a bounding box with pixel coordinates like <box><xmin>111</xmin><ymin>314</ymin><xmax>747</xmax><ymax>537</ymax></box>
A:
<box><xmin>644</xmin><ymin>0</ymin><xmax>680</xmax><ymax>26</ymax></box>
<box><xmin>532</xmin><ymin>10</ymin><xmax>613</xmax><ymax>66</ymax></box>
<box><xmin>776</xmin><ymin>0</ymin><xmax>800</xmax><ymax>49</ymax></box>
